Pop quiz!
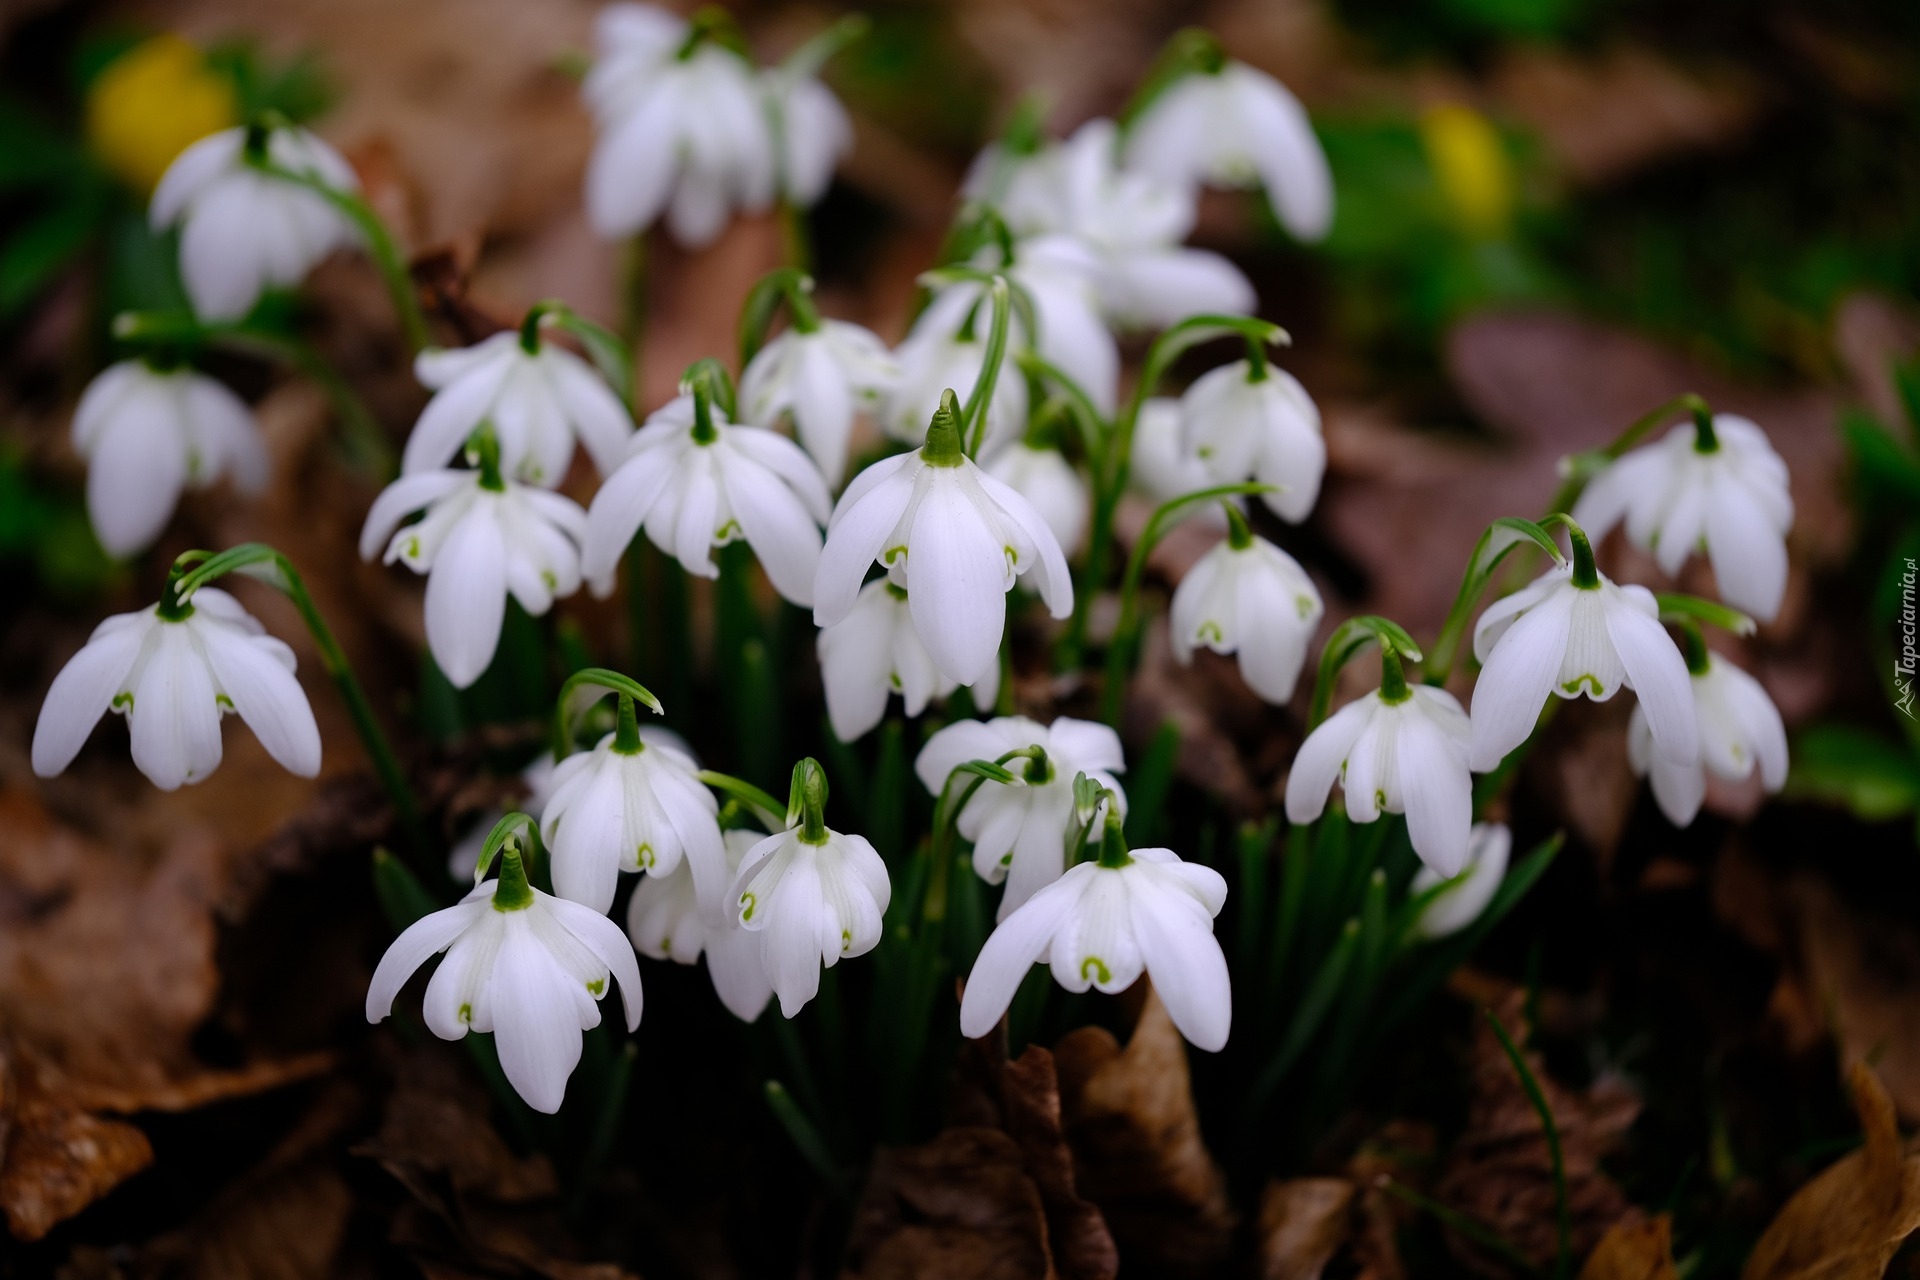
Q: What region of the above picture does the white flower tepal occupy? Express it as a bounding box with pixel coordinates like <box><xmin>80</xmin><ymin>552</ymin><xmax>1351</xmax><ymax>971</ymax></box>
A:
<box><xmin>402</xmin><ymin>330</ymin><xmax>635</xmax><ymax>486</ymax></box>
<box><xmin>72</xmin><ymin>360</ymin><xmax>267</xmax><ymax>558</ymax></box>
<box><xmin>915</xmin><ymin>716</ymin><xmax>1127</xmax><ymax>919</ymax></box>
<box><xmin>816</xmin><ymin>580</ymin><xmax>999</xmax><ymax>742</ymax></box>
<box><xmin>150</xmin><ymin>123</ymin><xmax>360</xmax><ymax>321</ymax></box>
<box><xmin>1181</xmin><ymin>359</ymin><xmax>1325</xmax><ymax>524</ymax></box>
<box><xmin>359</xmin><ymin>466</ymin><xmax>587</xmax><ymax>689</ymax></box>
<box><xmin>1170</xmin><ymin>525</ymin><xmax>1324</xmax><ymax>705</ymax></box>
<box><xmin>1572</xmin><ymin>414</ymin><xmax>1793</xmax><ymax>622</ymax></box>
<box><xmin>739</xmin><ymin>319</ymin><xmax>898</xmax><ymax>488</ymax></box>
<box><xmin>33</xmin><ymin>587</ymin><xmax>321</xmax><ymax>791</ymax></box>
<box><xmin>367</xmin><ymin>837</ymin><xmax>641</xmax><ymax>1115</ymax></box>
<box><xmin>983</xmin><ymin>442</ymin><xmax>1088</xmax><ymax>557</ymax></box>
<box><xmin>628</xmin><ymin>828</ymin><xmax>774</xmax><ymax>1022</ymax></box>
<box><xmin>1629</xmin><ymin>652</ymin><xmax>1787</xmax><ymax>827</ymax></box>
<box><xmin>1409</xmin><ymin>822</ymin><xmax>1511</xmax><ymax>941</ymax></box>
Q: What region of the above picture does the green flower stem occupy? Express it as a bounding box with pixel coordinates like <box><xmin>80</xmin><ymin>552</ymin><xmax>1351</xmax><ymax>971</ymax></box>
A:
<box><xmin>1305</xmin><ymin>615</ymin><xmax>1423</xmax><ymax>729</ymax></box>
<box><xmin>1543</xmin><ymin>392</ymin><xmax>1712</xmax><ymax>518</ymax></box>
<box><xmin>737</xmin><ymin>267</ymin><xmax>821</xmax><ymax>367</ymax></box>
<box><xmin>1485</xmin><ymin>1009</ymin><xmax>1571</xmax><ymax>1280</ymax></box>
<box><xmin>697</xmin><ymin>770</ymin><xmax>787</xmax><ymax>832</ymax></box>
<box><xmin>962</xmin><ymin>277</ymin><xmax>1012</xmax><ymax>458</ymax></box>
<box><xmin>172</xmin><ymin>544</ymin><xmax>426</xmax><ymax>857</ymax></box>
<box><xmin>1099</xmin><ymin>482</ymin><xmax>1277</xmax><ymax>727</ymax></box>
<box><xmin>252</xmin><ymin>160</ymin><xmax>430</xmax><ymax>354</ymax></box>
<box><xmin>925</xmin><ymin>748</ymin><xmax>1045</xmax><ymax>924</ymax></box>
<box><xmin>1675</xmin><ymin>618</ymin><xmax>1711</xmax><ymax>676</ymax></box>
<box><xmin>788</xmin><ymin>758</ymin><xmax>831</xmax><ymax>844</ymax></box>
<box><xmin>1423</xmin><ymin>516</ymin><xmax>1567</xmax><ymax>688</ymax></box>
<box><xmin>1095</xmin><ymin>801</ymin><xmax>1132</xmax><ymax>869</ymax></box>
<box><xmin>552</xmin><ymin>667</ymin><xmax>664</xmax><ymax>759</ymax></box>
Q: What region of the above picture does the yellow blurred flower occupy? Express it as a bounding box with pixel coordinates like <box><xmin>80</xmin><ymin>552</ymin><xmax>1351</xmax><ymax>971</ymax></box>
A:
<box><xmin>85</xmin><ymin>35</ymin><xmax>236</xmax><ymax>194</ymax></box>
<box><xmin>1419</xmin><ymin>103</ymin><xmax>1512</xmax><ymax>239</ymax></box>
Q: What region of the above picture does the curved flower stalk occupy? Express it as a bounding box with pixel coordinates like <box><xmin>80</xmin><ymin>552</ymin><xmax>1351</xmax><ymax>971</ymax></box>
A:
<box><xmin>448</xmin><ymin>750</ymin><xmax>562</xmax><ymax>881</ymax></box>
<box><xmin>71</xmin><ymin>358</ymin><xmax>267</xmax><ymax>557</ymax></box>
<box><xmin>738</xmin><ymin>272</ymin><xmax>897</xmax><ymax>487</ymax></box>
<box><xmin>538</xmin><ymin>670</ymin><xmax>725</xmax><ymax>917</ymax></box>
<box><xmin>583</xmin><ymin>4</ymin><xmax>782</xmax><ymax>246</ymax></box>
<box><xmin>150</xmin><ymin>121</ymin><xmax>360</xmax><ymax>321</ymax></box>
<box><xmin>1470</xmin><ymin>520</ymin><xmax>1698</xmax><ymax>772</ymax></box>
<box><xmin>816</xmin><ymin>580</ymin><xmax>999</xmax><ymax>742</ymax></box>
<box><xmin>1571</xmin><ymin>411</ymin><xmax>1793</xmax><ymax>623</ymax></box>
<box><xmin>1409</xmin><ymin>822</ymin><xmax>1511</xmax><ymax>941</ymax></box>
<box><xmin>882</xmin><ymin>284</ymin><xmax>1033</xmax><ymax>453</ymax></box>
<box><xmin>814</xmin><ymin>390</ymin><xmax>1073</xmax><ymax>688</ymax></box>
<box><xmin>582</xmin><ymin>374</ymin><xmax>832</xmax><ymax>606</ymax></box>
<box><xmin>1170</xmin><ymin>507</ymin><xmax>1324</xmax><ymax>705</ymax></box>
<box><xmin>32</xmin><ymin>582</ymin><xmax>319</xmax><ymax>791</ymax></box>
<box><xmin>1286</xmin><ymin>628</ymin><xmax>1473</xmax><ymax>877</ymax></box>
<box><xmin>761</xmin><ymin>14</ymin><xmax>864</xmax><ymax>208</ymax></box>
<box><xmin>729</xmin><ymin>760</ymin><xmax>890</xmax><ymax>1018</ymax></box>
<box><xmin>1122</xmin><ymin>31</ymin><xmax>1332</xmax><ymax>243</ymax></box>
<box><xmin>359</xmin><ymin>445</ymin><xmax>587</xmax><ymax>689</ymax></box>
<box><xmin>982</xmin><ymin>118</ymin><xmax>1254</xmax><ymax>329</ymax></box>
<box><xmin>402</xmin><ymin>318</ymin><xmax>635</xmax><ymax>486</ymax></box>
<box><xmin>960</xmin><ymin>799</ymin><xmax>1230</xmax><ymax>1051</ymax></box>
<box><xmin>983</xmin><ymin>441</ymin><xmax>1088</xmax><ymax>557</ymax></box>
<box><xmin>368</xmin><ymin>816</ymin><xmax>642</xmax><ymax>1114</ymax></box>
<box><xmin>916</xmin><ymin>716</ymin><xmax>1127</xmax><ymax>919</ymax></box>
<box><xmin>1181</xmin><ymin>356</ymin><xmax>1325</xmax><ymax>523</ymax></box>
<box><xmin>628</xmin><ymin>827</ymin><xmax>774</xmax><ymax>1021</ymax></box>
<box><xmin>1629</xmin><ymin>647</ymin><xmax>1787</xmax><ymax>827</ymax></box>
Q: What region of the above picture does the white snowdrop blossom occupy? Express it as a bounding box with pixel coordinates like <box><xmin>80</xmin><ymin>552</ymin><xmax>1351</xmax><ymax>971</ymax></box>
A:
<box><xmin>1285</xmin><ymin>683</ymin><xmax>1474</xmax><ymax>876</ymax></box>
<box><xmin>915</xmin><ymin>716</ymin><xmax>1127</xmax><ymax>919</ymax></box>
<box><xmin>1470</xmin><ymin>558</ymin><xmax>1699</xmax><ymax>773</ymax></box>
<box><xmin>628</xmin><ymin>827</ymin><xmax>773</xmax><ymax>1022</ymax></box>
<box><xmin>366</xmin><ymin>845</ymin><xmax>641</xmax><ymax>1115</ymax></box>
<box><xmin>33</xmin><ymin>587</ymin><xmax>319</xmax><ymax>791</ymax></box>
<box><xmin>401</xmin><ymin>331</ymin><xmax>634</xmax><ymax>486</ymax></box>
<box><xmin>1170</xmin><ymin>529</ymin><xmax>1324</xmax><ymax>704</ymax></box>
<box><xmin>1409</xmin><ymin>822</ymin><xmax>1510</xmax><ymax>941</ymax></box>
<box><xmin>730</xmin><ymin>765</ymin><xmax>890</xmax><ymax>1018</ymax></box>
<box><xmin>816</xmin><ymin>580</ymin><xmax>999</xmax><ymax>742</ymax></box>
<box><xmin>71</xmin><ymin>360</ymin><xmax>267</xmax><ymax>557</ymax></box>
<box><xmin>1124</xmin><ymin>60</ymin><xmax>1333</xmax><ymax>243</ymax></box>
<box><xmin>359</xmin><ymin>467</ymin><xmax>587</xmax><ymax>689</ymax></box>
<box><xmin>882</xmin><ymin>287</ymin><xmax>1031</xmax><ymax>453</ymax></box>
<box><xmin>739</xmin><ymin>319</ymin><xmax>898</xmax><ymax>487</ymax></box>
<box><xmin>582</xmin><ymin>391</ymin><xmax>832</xmax><ymax>606</ymax></box>
<box><xmin>765</xmin><ymin>65</ymin><xmax>852</xmax><ymax>207</ymax></box>
<box><xmin>1629</xmin><ymin>653</ymin><xmax>1787</xmax><ymax>827</ymax></box>
<box><xmin>813</xmin><ymin>399</ymin><xmax>1073</xmax><ymax>688</ymax></box>
<box><xmin>983</xmin><ymin>118</ymin><xmax>1254</xmax><ymax>329</ymax></box>
<box><xmin>960</xmin><ymin>844</ymin><xmax>1231</xmax><ymax>1051</ymax></box>
<box><xmin>583</xmin><ymin>4</ymin><xmax>775</xmax><ymax>246</ymax></box>
<box><xmin>540</xmin><ymin>723</ymin><xmax>725</xmax><ymax>916</ymax></box>
<box><xmin>1131</xmin><ymin>397</ymin><xmax>1230</xmax><ymax>531</ymax></box>
<box><xmin>150</xmin><ymin>123</ymin><xmax>359</xmax><ymax>321</ymax></box>
<box><xmin>1181</xmin><ymin>359</ymin><xmax>1325</xmax><ymax>523</ymax></box>
<box><xmin>1572</xmin><ymin>415</ymin><xmax>1794</xmax><ymax>622</ymax></box>
<box><xmin>983</xmin><ymin>442</ymin><xmax>1087</xmax><ymax>557</ymax></box>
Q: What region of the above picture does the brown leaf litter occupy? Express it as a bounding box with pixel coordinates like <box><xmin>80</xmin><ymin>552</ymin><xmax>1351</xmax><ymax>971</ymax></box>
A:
<box><xmin>1579</xmin><ymin>1215</ymin><xmax>1678</xmax><ymax>1280</ymax></box>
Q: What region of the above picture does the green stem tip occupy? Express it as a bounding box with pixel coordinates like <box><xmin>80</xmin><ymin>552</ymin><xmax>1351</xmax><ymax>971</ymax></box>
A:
<box><xmin>789</xmin><ymin>758</ymin><xmax>830</xmax><ymax>844</ymax></box>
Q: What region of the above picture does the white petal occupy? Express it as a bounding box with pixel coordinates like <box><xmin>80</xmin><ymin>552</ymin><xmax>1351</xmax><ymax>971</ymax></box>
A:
<box><xmin>425</xmin><ymin>505</ymin><xmax>508</xmax><ymax>688</ymax></box>
<box><xmin>1703</xmin><ymin>479</ymin><xmax>1788</xmax><ymax>623</ymax></box>
<box><xmin>86</xmin><ymin>390</ymin><xmax>187</xmax><ymax>557</ymax></box>
<box><xmin>365</xmin><ymin>899</ymin><xmax>490</xmax><ymax>1022</ymax></box>
<box><xmin>194</xmin><ymin>620</ymin><xmax>322</xmax><ymax>778</ymax></box>
<box><xmin>906</xmin><ymin>479</ymin><xmax>1011</xmax><ymax>685</ymax></box>
<box><xmin>128</xmin><ymin>625</ymin><xmax>223</xmax><ymax>789</ymax></box>
<box><xmin>490</xmin><ymin>925</ymin><xmax>587</xmax><ymax>1113</ymax></box>
<box><xmin>813</xmin><ymin>456</ymin><xmax>917</xmax><ymax>626</ymax></box>
<box><xmin>31</xmin><ymin>613</ymin><xmax>150</xmax><ymax>777</ymax></box>
<box><xmin>586</xmin><ymin>88</ymin><xmax>681</xmax><ymax>237</ymax></box>
<box><xmin>1469</xmin><ymin>586</ymin><xmax>1573</xmax><ymax>771</ymax></box>
<box><xmin>959</xmin><ymin>870</ymin><xmax>1085</xmax><ymax>1038</ymax></box>
<box><xmin>401</xmin><ymin>352</ymin><xmax>517</xmax><ymax>475</ymax></box>
<box><xmin>1128</xmin><ymin>870</ymin><xmax>1232</xmax><ymax>1051</ymax></box>
<box><xmin>1606</xmin><ymin>593</ymin><xmax>1698</xmax><ymax>765</ymax></box>
<box><xmin>720</xmin><ymin>450</ymin><xmax>823</xmax><ymax>607</ymax></box>
<box><xmin>546</xmin><ymin>895</ymin><xmax>645</xmax><ymax>1031</ymax></box>
<box><xmin>359</xmin><ymin>471</ymin><xmax>469</xmax><ymax>561</ymax></box>
<box><xmin>1397</xmin><ymin>710</ymin><xmax>1472</xmax><ymax>877</ymax></box>
<box><xmin>582</xmin><ymin>447</ymin><xmax>677</xmax><ymax>591</ymax></box>
<box><xmin>1284</xmin><ymin>697</ymin><xmax>1374</xmax><ymax>825</ymax></box>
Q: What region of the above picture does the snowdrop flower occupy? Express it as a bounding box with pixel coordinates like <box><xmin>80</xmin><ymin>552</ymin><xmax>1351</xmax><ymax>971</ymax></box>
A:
<box><xmin>740</xmin><ymin>314</ymin><xmax>897</xmax><ymax>487</ymax></box>
<box><xmin>71</xmin><ymin>359</ymin><xmax>267</xmax><ymax>557</ymax></box>
<box><xmin>367</xmin><ymin>830</ymin><xmax>641</xmax><ymax>1114</ymax></box>
<box><xmin>960</xmin><ymin>814</ymin><xmax>1230</xmax><ymax>1051</ymax></box>
<box><xmin>1170</xmin><ymin>515</ymin><xmax>1324</xmax><ymax>704</ymax></box>
<box><xmin>1470</xmin><ymin>530</ymin><xmax>1698</xmax><ymax>772</ymax></box>
<box><xmin>816</xmin><ymin>580</ymin><xmax>999</xmax><ymax>742</ymax></box>
<box><xmin>448</xmin><ymin>751</ymin><xmax>562</xmax><ymax>881</ymax></box>
<box><xmin>1409</xmin><ymin>823</ymin><xmax>1510</xmax><ymax>941</ymax></box>
<box><xmin>359</xmin><ymin>452</ymin><xmax>587</xmax><ymax>689</ymax></box>
<box><xmin>1181</xmin><ymin>358</ymin><xmax>1324</xmax><ymax>523</ymax></box>
<box><xmin>150</xmin><ymin>121</ymin><xmax>359</xmax><ymax>321</ymax></box>
<box><xmin>765</xmin><ymin>64</ymin><xmax>851</xmax><ymax>208</ymax></box>
<box><xmin>730</xmin><ymin>761</ymin><xmax>890</xmax><ymax>1018</ymax></box>
<box><xmin>540</xmin><ymin>709</ymin><xmax>725</xmax><ymax>917</ymax></box>
<box><xmin>987</xmin><ymin>119</ymin><xmax>1254</xmax><ymax>329</ymax></box>
<box><xmin>33</xmin><ymin>585</ymin><xmax>319</xmax><ymax>791</ymax></box>
<box><xmin>814</xmin><ymin>392</ymin><xmax>1073</xmax><ymax>687</ymax></box>
<box><xmin>583</xmin><ymin>386</ymin><xmax>830</xmax><ymax>606</ymax></box>
<box><xmin>583</xmin><ymin>4</ymin><xmax>774</xmax><ymax>246</ymax></box>
<box><xmin>1629</xmin><ymin>651</ymin><xmax>1787</xmax><ymax>827</ymax></box>
<box><xmin>916</xmin><ymin>716</ymin><xmax>1126</xmax><ymax>919</ymax></box>
<box><xmin>882</xmin><ymin>297</ymin><xmax>1032</xmax><ymax>455</ymax></box>
<box><xmin>1130</xmin><ymin>397</ymin><xmax>1230</xmax><ymax>531</ymax></box>
<box><xmin>628</xmin><ymin>827</ymin><xmax>773</xmax><ymax>1021</ymax></box>
<box><xmin>1572</xmin><ymin>413</ymin><xmax>1794</xmax><ymax>623</ymax></box>
<box><xmin>1124</xmin><ymin>54</ymin><xmax>1333</xmax><ymax>243</ymax></box>
<box><xmin>401</xmin><ymin>326</ymin><xmax>634</xmax><ymax>486</ymax></box>
<box><xmin>983</xmin><ymin>442</ymin><xmax>1087</xmax><ymax>556</ymax></box>
<box><xmin>1285</xmin><ymin>663</ymin><xmax>1474</xmax><ymax>876</ymax></box>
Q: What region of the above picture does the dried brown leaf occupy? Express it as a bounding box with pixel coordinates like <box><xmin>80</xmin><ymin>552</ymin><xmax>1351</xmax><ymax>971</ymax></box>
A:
<box><xmin>1259</xmin><ymin>1178</ymin><xmax>1356</xmax><ymax>1280</ymax></box>
<box><xmin>1581</xmin><ymin>1215</ymin><xmax>1678</xmax><ymax>1280</ymax></box>
<box><xmin>843</xmin><ymin>1127</ymin><xmax>1055</xmax><ymax>1280</ymax></box>
<box><xmin>1741</xmin><ymin>1062</ymin><xmax>1920</xmax><ymax>1280</ymax></box>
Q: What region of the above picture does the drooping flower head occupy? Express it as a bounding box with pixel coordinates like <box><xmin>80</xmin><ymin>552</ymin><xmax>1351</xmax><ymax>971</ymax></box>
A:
<box><xmin>1181</xmin><ymin>356</ymin><xmax>1325</xmax><ymax>524</ymax></box>
<box><xmin>368</xmin><ymin>816</ymin><xmax>642</xmax><ymax>1114</ymax></box>
<box><xmin>628</xmin><ymin>826</ymin><xmax>774</xmax><ymax>1022</ymax></box>
<box><xmin>1629</xmin><ymin>646</ymin><xmax>1787</xmax><ymax>827</ymax></box>
<box><xmin>882</xmin><ymin>285</ymin><xmax>1033</xmax><ymax>453</ymax></box>
<box><xmin>816</xmin><ymin>579</ymin><xmax>999</xmax><ymax>742</ymax></box>
<box><xmin>1170</xmin><ymin>508</ymin><xmax>1324</xmax><ymax>705</ymax></box>
<box><xmin>150</xmin><ymin>120</ymin><xmax>360</xmax><ymax>320</ymax></box>
<box><xmin>982</xmin><ymin>440</ymin><xmax>1088</xmax><ymax>557</ymax></box>
<box><xmin>814</xmin><ymin>389</ymin><xmax>1072</xmax><ymax>688</ymax></box>
<box><xmin>71</xmin><ymin>359</ymin><xmax>267</xmax><ymax>558</ymax></box>
<box><xmin>1409</xmin><ymin>822</ymin><xmax>1511</xmax><ymax>941</ymax></box>
<box><xmin>738</xmin><ymin>276</ymin><xmax>897</xmax><ymax>488</ymax></box>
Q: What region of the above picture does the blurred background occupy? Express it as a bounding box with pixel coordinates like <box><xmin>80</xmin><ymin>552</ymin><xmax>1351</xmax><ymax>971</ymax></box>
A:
<box><xmin>1</xmin><ymin>0</ymin><xmax>1919</xmax><ymax>1276</ymax></box>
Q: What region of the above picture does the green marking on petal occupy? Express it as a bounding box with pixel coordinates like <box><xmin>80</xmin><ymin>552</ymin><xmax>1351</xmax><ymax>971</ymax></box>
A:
<box><xmin>889</xmin><ymin>673</ymin><xmax>903</xmax><ymax>691</ymax></box>
<box><xmin>112</xmin><ymin>692</ymin><xmax>133</xmax><ymax>711</ymax></box>
<box><xmin>636</xmin><ymin>842</ymin><xmax>655</xmax><ymax>870</ymax></box>
<box><xmin>1295</xmin><ymin>595</ymin><xmax>1315</xmax><ymax>619</ymax></box>
<box><xmin>458</xmin><ymin>1002</ymin><xmax>473</xmax><ymax>1024</ymax></box>
<box><xmin>541</xmin><ymin>569</ymin><xmax>557</xmax><ymax>591</ymax></box>
<box><xmin>1197</xmin><ymin>621</ymin><xmax>1223</xmax><ymax>644</ymax></box>
<box><xmin>1196</xmin><ymin>445</ymin><xmax>1214</xmax><ymax>460</ymax></box>
<box><xmin>841</xmin><ymin>928</ymin><xmax>852</xmax><ymax>952</ymax></box>
<box><xmin>216</xmin><ymin>693</ymin><xmax>235</xmax><ymax>711</ymax></box>
<box><xmin>739</xmin><ymin>892</ymin><xmax>756</xmax><ymax>922</ymax></box>
<box><xmin>1080</xmin><ymin>955</ymin><xmax>1112</xmax><ymax>984</ymax></box>
<box><xmin>999</xmin><ymin>852</ymin><xmax>1013</xmax><ymax>866</ymax></box>
<box><xmin>883</xmin><ymin>544</ymin><xmax>907</xmax><ymax>566</ymax></box>
<box><xmin>586</xmin><ymin>977</ymin><xmax>605</xmax><ymax>996</ymax></box>
<box><xmin>716</xmin><ymin>518</ymin><xmax>742</xmax><ymax>542</ymax></box>
<box><xmin>1375</xmin><ymin>789</ymin><xmax>1387</xmax><ymax>810</ymax></box>
<box><xmin>1562</xmin><ymin>674</ymin><xmax>1603</xmax><ymax>696</ymax></box>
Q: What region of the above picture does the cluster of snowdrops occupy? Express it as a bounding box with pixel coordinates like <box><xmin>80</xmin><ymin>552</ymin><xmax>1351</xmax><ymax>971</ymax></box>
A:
<box><xmin>30</xmin><ymin>5</ymin><xmax>1793</xmax><ymax>1116</ymax></box>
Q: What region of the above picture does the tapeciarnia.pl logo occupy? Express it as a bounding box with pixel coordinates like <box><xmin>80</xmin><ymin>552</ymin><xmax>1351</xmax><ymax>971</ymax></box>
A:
<box><xmin>1898</xmin><ymin>557</ymin><xmax>1917</xmax><ymax>721</ymax></box>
